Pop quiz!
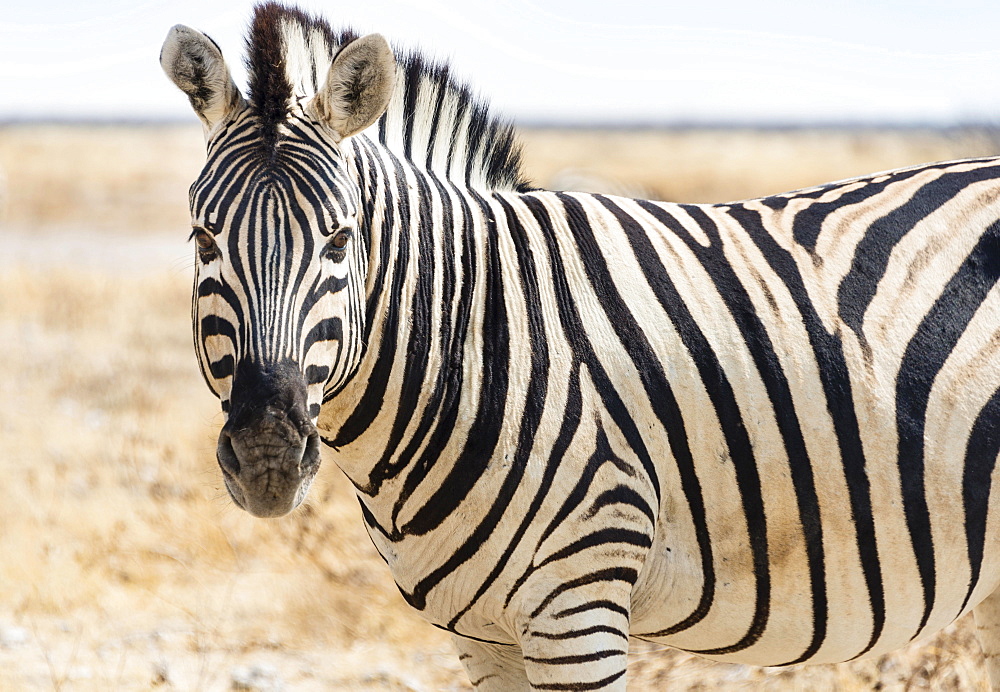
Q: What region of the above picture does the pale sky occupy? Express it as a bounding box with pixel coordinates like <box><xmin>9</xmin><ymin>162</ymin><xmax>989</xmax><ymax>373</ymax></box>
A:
<box><xmin>3</xmin><ymin>0</ymin><xmax>1000</xmax><ymax>124</ymax></box>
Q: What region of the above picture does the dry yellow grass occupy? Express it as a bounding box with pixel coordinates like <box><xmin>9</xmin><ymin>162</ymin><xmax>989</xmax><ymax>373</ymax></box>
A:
<box><xmin>519</xmin><ymin>126</ymin><xmax>1000</xmax><ymax>203</ymax></box>
<box><xmin>1</xmin><ymin>123</ymin><xmax>997</xmax><ymax>690</ymax></box>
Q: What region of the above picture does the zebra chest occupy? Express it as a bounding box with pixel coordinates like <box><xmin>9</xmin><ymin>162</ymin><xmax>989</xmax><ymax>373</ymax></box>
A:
<box><xmin>358</xmin><ymin>504</ymin><xmax>536</xmax><ymax>644</ymax></box>
<box><xmin>349</xmin><ymin>410</ymin><xmax>669</xmax><ymax>643</ymax></box>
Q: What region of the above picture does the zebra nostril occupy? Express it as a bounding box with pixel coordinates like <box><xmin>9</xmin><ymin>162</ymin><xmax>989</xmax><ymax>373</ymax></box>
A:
<box><xmin>216</xmin><ymin>431</ymin><xmax>241</xmax><ymax>476</ymax></box>
<box><xmin>302</xmin><ymin>431</ymin><xmax>320</xmax><ymax>468</ymax></box>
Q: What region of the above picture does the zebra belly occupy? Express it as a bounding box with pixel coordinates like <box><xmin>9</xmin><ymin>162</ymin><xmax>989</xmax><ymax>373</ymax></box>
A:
<box><xmin>624</xmin><ymin>399</ymin><xmax>1000</xmax><ymax>667</ymax></box>
<box><xmin>623</xmin><ymin>348</ymin><xmax>1000</xmax><ymax>666</ymax></box>
<box><xmin>631</xmin><ymin>517</ymin><xmax>1000</xmax><ymax>667</ymax></box>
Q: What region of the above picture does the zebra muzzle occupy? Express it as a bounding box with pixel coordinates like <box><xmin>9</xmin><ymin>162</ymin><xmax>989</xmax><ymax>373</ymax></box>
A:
<box><xmin>216</xmin><ymin>358</ymin><xmax>321</xmax><ymax>518</ymax></box>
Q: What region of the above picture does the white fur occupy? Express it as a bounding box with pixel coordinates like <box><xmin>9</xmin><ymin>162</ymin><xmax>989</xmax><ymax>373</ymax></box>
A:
<box><xmin>306</xmin><ymin>34</ymin><xmax>396</xmax><ymax>141</ymax></box>
<box><xmin>160</xmin><ymin>25</ymin><xmax>245</xmax><ymax>137</ymax></box>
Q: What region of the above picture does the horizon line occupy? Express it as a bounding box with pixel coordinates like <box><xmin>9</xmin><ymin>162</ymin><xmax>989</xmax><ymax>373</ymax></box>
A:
<box><xmin>2</xmin><ymin>115</ymin><xmax>1000</xmax><ymax>132</ymax></box>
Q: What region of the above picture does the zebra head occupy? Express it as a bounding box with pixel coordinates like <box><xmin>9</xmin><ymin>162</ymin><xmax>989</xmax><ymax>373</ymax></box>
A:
<box><xmin>160</xmin><ymin>16</ymin><xmax>395</xmax><ymax>517</ymax></box>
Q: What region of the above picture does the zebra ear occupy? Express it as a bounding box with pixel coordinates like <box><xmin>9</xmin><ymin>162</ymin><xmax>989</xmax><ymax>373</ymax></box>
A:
<box><xmin>160</xmin><ymin>25</ymin><xmax>245</xmax><ymax>133</ymax></box>
<box><xmin>308</xmin><ymin>33</ymin><xmax>396</xmax><ymax>141</ymax></box>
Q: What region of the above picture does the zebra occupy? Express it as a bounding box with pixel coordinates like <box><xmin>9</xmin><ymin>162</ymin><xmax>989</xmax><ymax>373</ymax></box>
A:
<box><xmin>160</xmin><ymin>3</ymin><xmax>1000</xmax><ymax>689</ymax></box>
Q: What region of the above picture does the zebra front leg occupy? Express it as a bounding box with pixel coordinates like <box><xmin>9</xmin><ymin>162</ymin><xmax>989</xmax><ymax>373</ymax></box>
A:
<box><xmin>974</xmin><ymin>587</ymin><xmax>1000</xmax><ymax>689</ymax></box>
<box><xmin>452</xmin><ymin>635</ymin><xmax>530</xmax><ymax>691</ymax></box>
<box><xmin>516</xmin><ymin>571</ymin><xmax>633</xmax><ymax>691</ymax></box>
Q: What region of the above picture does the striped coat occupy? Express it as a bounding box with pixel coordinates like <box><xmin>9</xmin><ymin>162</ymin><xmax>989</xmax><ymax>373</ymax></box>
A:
<box><xmin>162</xmin><ymin>3</ymin><xmax>1000</xmax><ymax>688</ymax></box>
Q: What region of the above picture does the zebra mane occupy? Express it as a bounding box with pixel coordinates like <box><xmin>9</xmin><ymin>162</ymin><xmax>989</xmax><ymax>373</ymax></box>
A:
<box><xmin>246</xmin><ymin>2</ymin><xmax>529</xmax><ymax>191</ymax></box>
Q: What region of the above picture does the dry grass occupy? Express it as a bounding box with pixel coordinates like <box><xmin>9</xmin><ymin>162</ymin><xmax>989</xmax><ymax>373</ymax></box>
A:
<box><xmin>0</xmin><ymin>122</ymin><xmax>996</xmax><ymax>690</ymax></box>
<box><xmin>519</xmin><ymin>126</ymin><xmax>1000</xmax><ymax>203</ymax></box>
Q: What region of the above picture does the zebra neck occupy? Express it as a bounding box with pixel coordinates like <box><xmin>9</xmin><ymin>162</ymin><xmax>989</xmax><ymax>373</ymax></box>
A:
<box><xmin>319</xmin><ymin>140</ymin><xmax>520</xmax><ymax>519</ymax></box>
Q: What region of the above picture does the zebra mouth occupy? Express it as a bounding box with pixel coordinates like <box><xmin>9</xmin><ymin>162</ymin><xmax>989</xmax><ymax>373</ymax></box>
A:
<box><xmin>217</xmin><ymin>428</ymin><xmax>321</xmax><ymax>518</ymax></box>
<box><xmin>214</xmin><ymin>358</ymin><xmax>322</xmax><ymax>518</ymax></box>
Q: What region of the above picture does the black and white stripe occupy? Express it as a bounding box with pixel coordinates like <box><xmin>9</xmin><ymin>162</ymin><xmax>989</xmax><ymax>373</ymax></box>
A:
<box><xmin>162</xmin><ymin>3</ymin><xmax>1000</xmax><ymax>689</ymax></box>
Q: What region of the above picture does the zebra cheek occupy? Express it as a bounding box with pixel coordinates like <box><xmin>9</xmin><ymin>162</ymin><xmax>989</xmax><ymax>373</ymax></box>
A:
<box><xmin>302</xmin><ymin>359</ymin><xmax>334</xmax><ymax>419</ymax></box>
<box><xmin>307</xmin><ymin>384</ymin><xmax>324</xmax><ymax>421</ymax></box>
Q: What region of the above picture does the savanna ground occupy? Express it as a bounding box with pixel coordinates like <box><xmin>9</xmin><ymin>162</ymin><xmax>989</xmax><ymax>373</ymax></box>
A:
<box><xmin>1</xmin><ymin>123</ymin><xmax>999</xmax><ymax>690</ymax></box>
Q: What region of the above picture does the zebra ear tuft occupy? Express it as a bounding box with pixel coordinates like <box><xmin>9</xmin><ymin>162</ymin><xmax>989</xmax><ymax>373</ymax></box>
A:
<box><xmin>308</xmin><ymin>33</ymin><xmax>396</xmax><ymax>141</ymax></box>
<box><xmin>161</xmin><ymin>24</ymin><xmax>245</xmax><ymax>133</ymax></box>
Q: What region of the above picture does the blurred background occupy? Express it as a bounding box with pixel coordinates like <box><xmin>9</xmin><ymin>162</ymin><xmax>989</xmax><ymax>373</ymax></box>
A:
<box><xmin>1</xmin><ymin>1</ymin><xmax>998</xmax><ymax>689</ymax></box>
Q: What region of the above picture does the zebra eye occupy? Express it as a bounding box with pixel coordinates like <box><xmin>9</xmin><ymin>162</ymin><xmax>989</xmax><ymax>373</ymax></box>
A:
<box><xmin>191</xmin><ymin>229</ymin><xmax>219</xmax><ymax>262</ymax></box>
<box><xmin>331</xmin><ymin>231</ymin><xmax>350</xmax><ymax>249</ymax></box>
<box><xmin>324</xmin><ymin>231</ymin><xmax>351</xmax><ymax>261</ymax></box>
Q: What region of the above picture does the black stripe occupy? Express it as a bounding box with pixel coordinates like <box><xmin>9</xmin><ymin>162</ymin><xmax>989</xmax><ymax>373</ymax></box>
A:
<box><xmin>657</xmin><ymin>191</ymin><xmax>882</xmax><ymax>656</ymax></box>
<box><xmin>838</xmin><ymin>164</ymin><xmax>1000</xmax><ymax>349</ymax></box>
<box><xmin>442</xmin><ymin>194</ymin><xmax>560</xmax><ymax>630</ymax></box>
<box><xmin>791</xmin><ymin>165</ymin><xmax>945</xmax><ymax>251</ymax></box>
<box><xmin>621</xmin><ymin>200</ymin><xmax>781</xmax><ymax>654</ymax></box>
<box><xmin>519</xmin><ymin>193</ymin><xmax>673</xmax><ymax>604</ymax></box>
<box><xmin>366</xmin><ymin>151</ymin><xmax>437</xmax><ymax>493</ymax></box>
<box><xmin>502</xmin><ymin>430</ymin><xmax>643</xmax><ymax>615</ymax></box>
<box><xmin>456</xmin><ymin>360</ymin><xmax>582</xmax><ymax>627</ymax></box>
<box><xmin>523</xmin><ymin>649</ymin><xmax>625</xmax><ymax>665</ymax></box>
<box><xmin>362</xmin><ymin>141</ymin><xmax>400</xmax><ymax>326</ymax></box>
<box><xmin>397</xmin><ymin>192</ymin><xmax>511</xmax><ymax>614</ymax></box>
<box><xmin>208</xmin><ymin>354</ymin><xmax>235</xmax><ymax>379</ymax></box>
<box><xmin>678</xmin><ymin>194</ymin><xmax>889</xmax><ymax>659</ymax></box>
<box><xmin>424</xmin><ymin>65</ymin><xmax>451</xmax><ymax>170</ymax></box>
<box><xmin>401</xmin><ymin>58</ymin><xmax>422</xmax><ymax>160</ymax></box>
<box><xmin>303</xmin><ymin>317</ymin><xmax>342</xmax><ymax>346</ymax></box>
<box><xmin>331</xmin><ymin>152</ymin><xmax>412</xmax><ymax>450</ymax></box>
<box><xmin>225</xmin><ymin>177</ymin><xmax>268</xmax><ymax>356</ymax></box>
<box><xmin>960</xmin><ymin>385</ymin><xmax>1000</xmax><ymax>614</ymax></box>
<box><xmin>558</xmin><ymin>193</ymin><xmax>667</xmax><ymax>489</ymax></box>
<box><xmin>895</xmin><ymin>218</ymin><xmax>1000</xmax><ymax>638</ymax></box>
<box><xmin>200</xmin><ymin>314</ymin><xmax>238</xmax><ymax>342</ymax></box>
<box><xmin>348</xmin><ymin>170</ymin><xmax>479</xmax><ymax>505</ymax></box>
<box><xmin>517</xmin><ymin>427</ymin><xmax>635</xmax><ymax>587</ymax></box>
<box><xmin>531</xmin><ymin>670</ymin><xmax>626</xmax><ymax>691</ymax></box>
<box><xmin>616</xmin><ymin>199</ymin><xmax>755</xmax><ymax>640</ymax></box>
<box><xmin>530</xmin><ymin>567</ymin><xmax>638</xmax><ymax>620</ymax></box>
<box><xmin>583</xmin><ymin>485</ymin><xmax>655</xmax><ymax>527</ymax></box>
<box><xmin>553</xmin><ymin>600</ymin><xmax>629</xmax><ymax>620</ymax></box>
<box><xmin>445</xmin><ymin>93</ymin><xmax>468</xmax><ymax>180</ymax></box>
<box><xmin>369</xmin><ymin>178</ymin><xmax>465</xmax><ymax>477</ymax></box>
<box><xmin>724</xmin><ymin>203</ymin><xmax>855</xmax><ymax>662</ymax></box>
<box><xmin>534</xmin><ymin>527</ymin><xmax>652</xmax><ymax>569</ymax></box>
<box><xmin>529</xmin><ymin>625</ymin><xmax>629</xmax><ymax>641</ymax></box>
<box><xmin>724</xmin><ymin>196</ymin><xmax>886</xmax><ymax>659</ymax></box>
<box><xmin>304</xmin><ymin>365</ymin><xmax>329</xmax><ymax>385</ymax></box>
<box><xmin>599</xmin><ymin>197</ymin><xmax>769</xmax><ymax>649</ymax></box>
<box><xmin>360</xmin><ymin>176</ymin><xmax>461</xmax><ymax>484</ymax></box>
